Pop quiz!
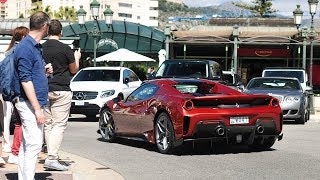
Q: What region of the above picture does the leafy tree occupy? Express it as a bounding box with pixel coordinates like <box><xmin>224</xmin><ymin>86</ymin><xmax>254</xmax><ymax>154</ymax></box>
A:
<box><xmin>28</xmin><ymin>1</ymin><xmax>43</xmax><ymax>15</ymax></box>
<box><xmin>19</xmin><ymin>13</ymin><xmax>24</xmax><ymax>18</ymax></box>
<box><xmin>29</xmin><ymin>1</ymin><xmax>53</xmax><ymax>18</ymax></box>
<box><xmin>54</xmin><ymin>6</ymin><xmax>77</xmax><ymax>21</ymax></box>
<box><xmin>233</xmin><ymin>0</ymin><xmax>277</xmax><ymax>17</ymax></box>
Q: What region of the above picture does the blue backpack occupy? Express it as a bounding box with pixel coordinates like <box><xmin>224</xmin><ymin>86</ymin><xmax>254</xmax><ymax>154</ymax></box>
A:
<box><xmin>0</xmin><ymin>45</ymin><xmax>16</xmax><ymax>101</ymax></box>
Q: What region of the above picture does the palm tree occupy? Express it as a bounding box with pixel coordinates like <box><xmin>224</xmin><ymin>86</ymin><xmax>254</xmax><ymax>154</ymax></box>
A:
<box><xmin>54</xmin><ymin>6</ymin><xmax>77</xmax><ymax>21</ymax></box>
<box><xmin>29</xmin><ymin>1</ymin><xmax>43</xmax><ymax>16</ymax></box>
<box><xmin>28</xmin><ymin>1</ymin><xmax>53</xmax><ymax>18</ymax></box>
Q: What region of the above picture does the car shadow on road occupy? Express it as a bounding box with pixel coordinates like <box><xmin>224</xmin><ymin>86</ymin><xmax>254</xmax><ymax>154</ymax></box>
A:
<box><xmin>68</xmin><ymin>116</ymin><xmax>98</xmax><ymax>122</ymax></box>
<box><xmin>283</xmin><ymin>120</ymin><xmax>307</xmax><ymax>125</ymax></box>
<box><xmin>97</xmin><ymin>136</ymin><xmax>275</xmax><ymax>156</ymax></box>
<box><xmin>5</xmin><ymin>172</ymin><xmax>54</xmax><ymax>180</ymax></box>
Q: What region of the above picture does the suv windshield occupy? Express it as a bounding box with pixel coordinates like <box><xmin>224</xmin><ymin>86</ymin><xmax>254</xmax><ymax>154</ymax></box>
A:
<box><xmin>73</xmin><ymin>69</ymin><xmax>120</xmax><ymax>82</ymax></box>
<box><xmin>156</xmin><ymin>61</ymin><xmax>208</xmax><ymax>78</ymax></box>
<box><xmin>264</xmin><ymin>71</ymin><xmax>304</xmax><ymax>83</ymax></box>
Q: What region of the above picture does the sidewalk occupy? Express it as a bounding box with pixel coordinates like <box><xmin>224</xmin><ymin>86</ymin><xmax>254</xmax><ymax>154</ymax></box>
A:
<box><xmin>0</xmin><ymin>151</ymin><xmax>124</xmax><ymax>180</ymax></box>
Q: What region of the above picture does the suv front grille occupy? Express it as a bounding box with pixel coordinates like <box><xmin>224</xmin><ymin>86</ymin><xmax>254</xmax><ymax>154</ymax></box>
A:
<box><xmin>72</xmin><ymin>91</ymin><xmax>98</xmax><ymax>100</ymax></box>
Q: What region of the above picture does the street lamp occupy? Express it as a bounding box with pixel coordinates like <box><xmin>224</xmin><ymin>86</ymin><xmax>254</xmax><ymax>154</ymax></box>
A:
<box><xmin>76</xmin><ymin>1</ymin><xmax>114</xmax><ymax>67</ymax></box>
<box><xmin>293</xmin><ymin>0</ymin><xmax>319</xmax><ymax>115</ymax></box>
<box><xmin>232</xmin><ymin>25</ymin><xmax>239</xmax><ymax>75</ymax></box>
<box><xmin>293</xmin><ymin>0</ymin><xmax>318</xmax><ymax>89</ymax></box>
<box><xmin>104</xmin><ymin>5</ymin><xmax>114</xmax><ymax>29</ymax></box>
<box><xmin>164</xmin><ymin>24</ymin><xmax>171</xmax><ymax>59</ymax></box>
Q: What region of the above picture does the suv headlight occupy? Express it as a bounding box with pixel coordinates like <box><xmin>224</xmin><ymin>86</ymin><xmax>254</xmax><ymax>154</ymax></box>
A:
<box><xmin>100</xmin><ymin>90</ymin><xmax>115</xmax><ymax>98</ymax></box>
<box><xmin>285</xmin><ymin>96</ymin><xmax>300</xmax><ymax>103</ymax></box>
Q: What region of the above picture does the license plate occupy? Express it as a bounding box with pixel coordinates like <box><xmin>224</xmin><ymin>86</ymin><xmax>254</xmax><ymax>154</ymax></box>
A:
<box><xmin>230</xmin><ymin>116</ymin><xmax>249</xmax><ymax>124</ymax></box>
<box><xmin>75</xmin><ymin>101</ymin><xmax>85</xmax><ymax>106</ymax></box>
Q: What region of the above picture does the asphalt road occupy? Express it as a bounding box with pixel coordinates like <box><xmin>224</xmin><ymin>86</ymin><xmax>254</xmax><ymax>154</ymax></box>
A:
<box><xmin>61</xmin><ymin>114</ymin><xmax>320</xmax><ymax>180</ymax></box>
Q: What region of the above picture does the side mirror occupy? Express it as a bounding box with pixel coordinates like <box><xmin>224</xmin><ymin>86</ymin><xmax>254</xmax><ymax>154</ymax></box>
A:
<box><xmin>124</xmin><ymin>77</ymin><xmax>130</xmax><ymax>84</ymax></box>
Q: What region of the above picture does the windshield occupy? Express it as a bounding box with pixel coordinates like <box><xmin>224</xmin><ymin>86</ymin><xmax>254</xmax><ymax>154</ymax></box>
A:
<box><xmin>73</xmin><ymin>69</ymin><xmax>120</xmax><ymax>82</ymax></box>
<box><xmin>156</xmin><ymin>61</ymin><xmax>208</xmax><ymax>78</ymax></box>
<box><xmin>264</xmin><ymin>71</ymin><xmax>304</xmax><ymax>83</ymax></box>
<box><xmin>247</xmin><ymin>78</ymin><xmax>301</xmax><ymax>90</ymax></box>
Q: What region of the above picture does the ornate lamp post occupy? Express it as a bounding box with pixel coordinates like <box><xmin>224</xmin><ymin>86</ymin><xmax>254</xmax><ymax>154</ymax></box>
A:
<box><xmin>293</xmin><ymin>0</ymin><xmax>319</xmax><ymax>115</ymax></box>
<box><xmin>293</xmin><ymin>0</ymin><xmax>318</xmax><ymax>88</ymax></box>
<box><xmin>104</xmin><ymin>5</ymin><xmax>114</xmax><ymax>29</ymax></box>
<box><xmin>76</xmin><ymin>1</ymin><xmax>114</xmax><ymax>67</ymax></box>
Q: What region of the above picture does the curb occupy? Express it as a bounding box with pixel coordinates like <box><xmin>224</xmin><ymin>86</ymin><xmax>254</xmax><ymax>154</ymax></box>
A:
<box><xmin>0</xmin><ymin>151</ymin><xmax>124</xmax><ymax>180</ymax></box>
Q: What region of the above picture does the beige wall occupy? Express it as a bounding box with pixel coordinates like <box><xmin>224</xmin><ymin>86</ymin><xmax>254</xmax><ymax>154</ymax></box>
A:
<box><xmin>5</xmin><ymin>0</ymin><xmax>32</xmax><ymax>19</ymax></box>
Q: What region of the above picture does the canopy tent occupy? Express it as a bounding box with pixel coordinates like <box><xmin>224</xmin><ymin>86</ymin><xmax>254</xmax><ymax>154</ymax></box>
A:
<box><xmin>96</xmin><ymin>48</ymin><xmax>156</xmax><ymax>62</ymax></box>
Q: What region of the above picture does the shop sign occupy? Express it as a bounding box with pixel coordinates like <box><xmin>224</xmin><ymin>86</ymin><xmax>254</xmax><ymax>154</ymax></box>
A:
<box><xmin>238</xmin><ymin>48</ymin><xmax>290</xmax><ymax>57</ymax></box>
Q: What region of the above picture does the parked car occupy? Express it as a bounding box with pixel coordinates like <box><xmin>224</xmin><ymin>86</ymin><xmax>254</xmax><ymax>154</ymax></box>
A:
<box><xmin>155</xmin><ymin>59</ymin><xmax>223</xmax><ymax>81</ymax></box>
<box><xmin>99</xmin><ymin>78</ymin><xmax>283</xmax><ymax>154</ymax></box>
<box><xmin>70</xmin><ymin>67</ymin><xmax>142</xmax><ymax>117</ymax></box>
<box><xmin>262</xmin><ymin>67</ymin><xmax>311</xmax><ymax>92</ymax></box>
<box><xmin>244</xmin><ymin>77</ymin><xmax>309</xmax><ymax>124</ymax></box>
<box><xmin>262</xmin><ymin>67</ymin><xmax>312</xmax><ymax>120</ymax></box>
<box><xmin>222</xmin><ymin>70</ymin><xmax>245</xmax><ymax>91</ymax></box>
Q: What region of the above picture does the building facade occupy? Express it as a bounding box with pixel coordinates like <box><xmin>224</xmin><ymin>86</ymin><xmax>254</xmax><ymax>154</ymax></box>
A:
<box><xmin>0</xmin><ymin>0</ymin><xmax>158</xmax><ymax>27</ymax></box>
<box><xmin>0</xmin><ymin>0</ymin><xmax>6</xmax><ymax>19</ymax></box>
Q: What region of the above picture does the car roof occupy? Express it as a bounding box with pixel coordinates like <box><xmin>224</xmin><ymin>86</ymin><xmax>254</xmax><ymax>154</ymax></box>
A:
<box><xmin>81</xmin><ymin>67</ymin><xmax>125</xmax><ymax>70</ymax></box>
<box><xmin>165</xmin><ymin>59</ymin><xmax>219</xmax><ymax>63</ymax></box>
<box><xmin>263</xmin><ymin>67</ymin><xmax>305</xmax><ymax>71</ymax></box>
<box><xmin>251</xmin><ymin>77</ymin><xmax>299</xmax><ymax>81</ymax></box>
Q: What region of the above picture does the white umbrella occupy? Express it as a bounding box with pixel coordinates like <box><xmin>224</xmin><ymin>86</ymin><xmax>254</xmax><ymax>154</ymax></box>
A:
<box><xmin>96</xmin><ymin>48</ymin><xmax>156</xmax><ymax>62</ymax></box>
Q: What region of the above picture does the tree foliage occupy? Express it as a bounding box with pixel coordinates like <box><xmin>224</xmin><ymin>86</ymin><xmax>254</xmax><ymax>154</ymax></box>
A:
<box><xmin>29</xmin><ymin>1</ymin><xmax>76</xmax><ymax>21</ymax></box>
<box><xmin>233</xmin><ymin>0</ymin><xmax>277</xmax><ymax>17</ymax></box>
<box><xmin>53</xmin><ymin>6</ymin><xmax>77</xmax><ymax>21</ymax></box>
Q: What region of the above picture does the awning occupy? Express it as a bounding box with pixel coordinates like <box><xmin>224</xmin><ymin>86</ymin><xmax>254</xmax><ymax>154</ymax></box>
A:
<box><xmin>96</xmin><ymin>48</ymin><xmax>156</xmax><ymax>62</ymax></box>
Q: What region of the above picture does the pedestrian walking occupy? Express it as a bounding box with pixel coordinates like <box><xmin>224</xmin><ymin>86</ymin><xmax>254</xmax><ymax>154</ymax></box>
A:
<box><xmin>42</xmin><ymin>19</ymin><xmax>81</xmax><ymax>171</ymax></box>
<box><xmin>13</xmin><ymin>12</ymin><xmax>53</xmax><ymax>180</ymax></box>
<box><xmin>1</xmin><ymin>26</ymin><xmax>29</xmax><ymax>165</ymax></box>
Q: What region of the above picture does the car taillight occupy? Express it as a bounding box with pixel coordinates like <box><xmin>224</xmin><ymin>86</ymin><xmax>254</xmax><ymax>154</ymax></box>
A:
<box><xmin>183</xmin><ymin>100</ymin><xmax>194</xmax><ymax>110</ymax></box>
<box><xmin>270</xmin><ymin>98</ymin><xmax>279</xmax><ymax>107</ymax></box>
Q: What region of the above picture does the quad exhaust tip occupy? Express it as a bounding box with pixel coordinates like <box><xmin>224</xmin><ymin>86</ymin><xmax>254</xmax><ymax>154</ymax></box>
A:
<box><xmin>256</xmin><ymin>125</ymin><xmax>264</xmax><ymax>134</ymax></box>
<box><xmin>216</xmin><ymin>127</ymin><xmax>225</xmax><ymax>136</ymax></box>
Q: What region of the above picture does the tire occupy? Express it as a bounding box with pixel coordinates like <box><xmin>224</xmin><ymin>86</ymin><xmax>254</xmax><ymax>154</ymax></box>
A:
<box><xmin>296</xmin><ymin>113</ymin><xmax>306</xmax><ymax>124</ymax></box>
<box><xmin>306</xmin><ymin>110</ymin><xmax>310</xmax><ymax>121</ymax></box>
<box><xmin>99</xmin><ymin>109</ymin><xmax>116</xmax><ymax>142</ymax></box>
<box><xmin>154</xmin><ymin>113</ymin><xmax>175</xmax><ymax>154</ymax></box>
<box><xmin>249</xmin><ymin>137</ymin><xmax>276</xmax><ymax>150</ymax></box>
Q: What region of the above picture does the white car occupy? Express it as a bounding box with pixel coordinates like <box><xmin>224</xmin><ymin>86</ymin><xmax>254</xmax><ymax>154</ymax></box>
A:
<box><xmin>261</xmin><ymin>68</ymin><xmax>312</xmax><ymax>92</ymax></box>
<box><xmin>70</xmin><ymin>67</ymin><xmax>142</xmax><ymax>117</ymax></box>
